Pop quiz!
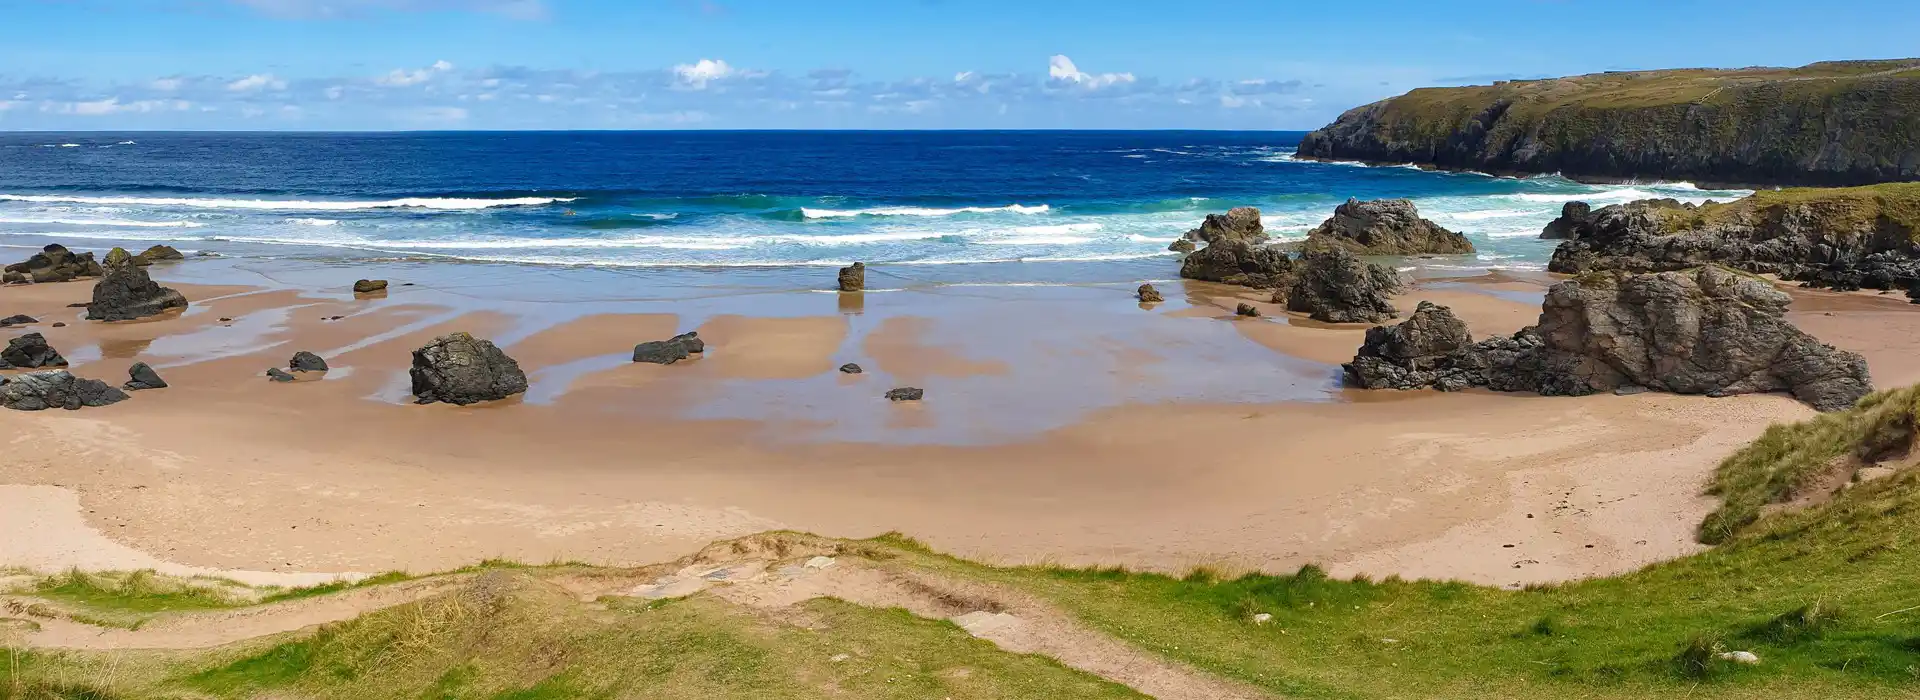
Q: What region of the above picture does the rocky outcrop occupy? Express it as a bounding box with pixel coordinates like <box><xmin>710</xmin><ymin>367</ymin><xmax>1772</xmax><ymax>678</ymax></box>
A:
<box><xmin>0</xmin><ymin>333</ymin><xmax>67</xmax><ymax>369</ymax></box>
<box><xmin>1167</xmin><ymin>239</ymin><xmax>1196</xmax><ymax>254</ymax></box>
<box><xmin>1235</xmin><ymin>303</ymin><xmax>1260</xmax><ymax>317</ymax></box>
<box><xmin>1546</xmin><ymin>185</ymin><xmax>1920</xmax><ymax>292</ymax></box>
<box><xmin>1181</xmin><ymin>207</ymin><xmax>1267</xmax><ymax>246</ymax></box>
<box><xmin>0</xmin><ymin>370</ymin><xmax>128</xmax><ymax>411</ymax></box>
<box><xmin>289</xmin><ymin>351</ymin><xmax>329</xmax><ymax>373</ymax></box>
<box><xmin>633</xmin><ymin>332</ymin><xmax>705</xmax><ymax>365</ymax></box>
<box><xmin>125</xmin><ymin>362</ymin><xmax>167</xmax><ymax>390</ymax></box>
<box><xmin>266</xmin><ymin>368</ymin><xmax>296</xmax><ymax>382</ymax></box>
<box><xmin>837</xmin><ymin>263</ymin><xmax>865</xmax><ymax>292</ymax></box>
<box><xmin>1303</xmin><ymin>199</ymin><xmax>1474</xmax><ymax>255</ymax></box>
<box><xmin>409</xmin><ymin>332</ymin><xmax>528</xmax><ymax>405</ymax></box>
<box><xmin>353</xmin><ymin>279</ymin><xmax>389</xmax><ymax>294</ymax></box>
<box><xmin>885</xmin><ymin>387</ymin><xmax>923</xmax><ymax>402</ymax></box>
<box><xmin>1540</xmin><ymin>202</ymin><xmax>1593</xmax><ymax>240</ymax></box>
<box><xmin>1344</xmin><ymin>267</ymin><xmax>1871</xmax><ymax>411</ymax></box>
<box><xmin>1179</xmin><ymin>239</ymin><xmax>1295</xmax><ymax>288</ymax></box>
<box><xmin>4</xmin><ymin>244</ymin><xmax>103</xmax><ymax>283</ymax></box>
<box><xmin>134</xmin><ymin>245</ymin><xmax>184</xmax><ymax>265</ymax></box>
<box><xmin>1285</xmin><ymin>248</ymin><xmax>1403</xmax><ymax>323</ymax></box>
<box><xmin>1295</xmin><ymin>59</ymin><xmax>1920</xmax><ymax>187</ymax></box>
<box><xmin>86</xmin><ymin>248</ymin><xmax>189</xmax><ymax>321</ymax></box>
<box><xmin>1136</xmin><ymin>284</ymin><xmax>1164</xmax><ymax>303</ymax></box>
<box><xmin>0</xmin><ymin>314</ymin><xmax>35</xmax><ymax>327</ymax></box>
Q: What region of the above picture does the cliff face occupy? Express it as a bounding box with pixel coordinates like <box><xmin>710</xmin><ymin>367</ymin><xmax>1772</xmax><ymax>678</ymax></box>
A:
<box><xmin>1297</xmin><ymin>60</ymin><xmax>1920</xmax><ymax>187</ymax></box>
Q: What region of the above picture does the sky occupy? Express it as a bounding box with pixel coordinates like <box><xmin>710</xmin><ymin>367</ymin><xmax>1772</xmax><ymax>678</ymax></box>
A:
<box><xmin>2</xmin><ymin>0</ymin><xmax>1917</xmax><ymax>131</ymax></box>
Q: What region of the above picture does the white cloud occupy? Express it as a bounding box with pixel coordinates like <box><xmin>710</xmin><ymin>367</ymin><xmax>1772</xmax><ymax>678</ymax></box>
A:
<box><xmin>150</xmin><ymin>78</ymin><xmax>184</xmax><ymax>91</ymax></box>
<box><xmin>672</xmin><ymin>59</ymin><xmax>734</xmax><ymax>90</ymax></box>
<box><xmin>1047</xmin><ymin>55</ymin><xmax>1135</xmax><ymax>89</ymax></box>
<box><xmin>954</xmin><ymin>71</ymin><xmax>975</xmax><ymax>82</ymax></box>
<box><xmin>227</xmin><ymin>74</ymin><xmax>286</xmax><ymax>92</ymax></box>
<box><xmin>376</xmin><ymin>60</ymin><xmax>455</xmax><ymax>87</ymax></box>
<box><xmin>404</xmin><ymin>106</ymin><xmax>469</xmax><ymax>123</ymax></box>
<box><xmin>325</xmin><ymin>86</ymin><xmax>345</xmax><ymax>100</ymax></box>
<box><xmin>45</xmin><ymin>98</ymin><xmax>194</xmax><ymax>115</ymax></box>
<box><xmin>232</xmin><ymin>1</ymin><xmax>548</xmax><ymax>20</ymax></box>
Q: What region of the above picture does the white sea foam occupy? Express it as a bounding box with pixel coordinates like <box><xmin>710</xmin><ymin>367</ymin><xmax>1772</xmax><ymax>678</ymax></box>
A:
<box><xmin>1506</xmin><ymin>189</ymin><xmax>1658</xmax><ymax>203</ymax></box>
<box><xmin>1127</xmin><ymin>234</ymin><xmax>1178</xmax><ymax>243</ymax></box>
<box><xmin>286</xmin><ymin>218</ymin><xmax>339</xmax><ymax>226</ymax></box>
<box><xmin>980</xmin><ymin>235</ymin><xmax>1095</xmax><ymax>246</ymax></box>
<box><xmin>1013</xmin><ymin>223</ymin><xmax>1102</xmax><ymax>235</ymax></box>
<box><xmin>800</xmin><ymin>204</ymin><xmax>1050</xmax><ymax>218</ymax></box>
<box><xmin>0</xmin><ymin>216</ymin><xmax>203</xmax><ymax>228</ymax></box>
<box><xmin>1122</xmin><ymin>154</ymin><xmax>1148</xmax><ymax>159</ymax></box>
<box><xmin>769</xmin><ymin>231</ymin><xmax>946</xmax><ymax>245</ymax></box>
<box><xmin>0</xmin><ymin>194</ymin><xmax>578</xmax><ymax>211</ymax></box>
<box><xmin>1439</xmin><ymin>208</ymin><xmax>1535</xmax><ymax>221</ymax></box>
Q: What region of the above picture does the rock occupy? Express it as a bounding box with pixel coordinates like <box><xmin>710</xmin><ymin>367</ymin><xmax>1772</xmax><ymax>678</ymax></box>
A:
<box><xmin>124</xmin><ymin>362</ymin><xmax>167</xmax><ymax>390</ymax></box>
<box><xmin>839</xmin><ymin>363</ymin><xmax>863</xmax><ymax>374</ymax></box>
<box><xmin>1235</xmin><ymin>303</ymin><xmax>1261</xmax><ymax>317</ymax></box>
<box><xmin>1136</xmin><ymin>284</ymin><xmax>1164</xmax><ymax>303</ymax></box>
<box><xmin>1344</xmin><ymin>267</ymin><xmax>1872</xmax><ymax>411</ymax></box>
<box><xmin>1286</xmin><ymin>248</ymin><xmax>1403</xmax><ymax>323</ymax></box>
<box><xmin>1179</xmin><ymin>238</ymin><xmax>1295</xmax><ymax>288</ymax></box>
<box><xmin>0</xmin><ymin>314</ymin><xmax>35</xmax><ymax>327</ymax></box>
<box><xmin>804</xmin><ymin>556</ymin><xmax>837</xmax><ymax>569</ymax></box>
<box><xmin>4</xmin><ymin>244</ymin><xmax>103</xmax><ymax>283</ymax></box>
<box><xmin>1167</xmin><ymin>238</ymin><xmax>1196</xmax><ymax>254</ymax></box>
<box><xmin>86</xmin><ymin>247</ymin><xmax>189</xmax><ymax>321</ymax></box>
<box><xmin>1303</xmin><ymin>198</ymin><xmax>1474</xmax><ymax>255</ymax></box>
<box><xmin>265</xmin><ymin>368</ymin><xmax>296</xmax><ymax>382</ymax></box>
<box><xmin>1540</xmin><ymin>202</ymin><xmax>1593</xmax><ymax>240</ymax></box>
<box><xmin>0</xmin><ymin>370</ymin><xmax>128</xmax><ymax>411</ymax></box>
<box><xmin>0</xmin><ymin>333</ymin><xmax>67</xmax><ymax>369</ymax></box>
<box><xmin>2</xmin><ymin>271</ymin><xmax>24</xmax><ymax>285</ymax></box>
<box><xmin>632</xmin><ymin>332</ymin><xmax>704</xmax><ymax>365</ymax></box>
<box><xmin>1855</xmin><ymin>465</ymin><xmax>1899</xmax><ymax>483</ymax></box>
<box><xmin>1182</xmin><ymin>207</ymin><xmax>1267</xmax><ymax>246</ymax></box>
<box><xmin>353</xmin><ymin>279</ymin><xmax>389</xmax><ymax>294</ymax></box>
<box><xmin>1716</xmin><ymin>651</ymin><xmax>1761</xmax><ymax>665</ymax></box>
<box><xmin>837</xmin><ymin>262</ymin><xmax>866</xmax><ymax>292</ymax></box>
<box><xmin>289</xmin><ymin>351</ymin><xmax>329</xmax><ymax>373</ymax></box>
<box><xmin>885</xmin><ymin>387</ymin><xmax>924</xmax><ymax>402</ymax></box>
<box><xmin>1251</xmin><ymin>613</ymin><xmax>1273</xmax><ymax>624</ymax></box>
<box><xmin>668</xmin><ymin>331</ymin><xmax>705</xmax><ymax>354</ymax></box>
<box><xmin>133</xmin><ymin>245</ymin><xmax>184</xmax><ymax>265</ymax></box>
<box><xmin>409</xmin><ymin>333</ymin><xmax>527</xmax><ymax>405</ymax></box>
<box><xmin>50</xmin><ymin>322</ymin><xmax>64</xmax><ymax>328</ymax></box>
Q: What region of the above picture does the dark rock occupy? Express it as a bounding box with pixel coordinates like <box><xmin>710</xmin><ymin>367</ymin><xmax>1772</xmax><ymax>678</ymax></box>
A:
<box><xmin>1235</xmin><ymin>303</ymin><xmax>1261</xmax><ymax>317</ymax></box>
<box><xmin>669</xmin><ymin>331</ymin><xmax>705</xmax><ymax>354</ymax></box>
<box><xmin>1167</xmin><ymin>238</ymin><xmax>1196</xmax><ymax>254</ymax></box>
<box><xmin>0</xmin><ymin>314</ymin><xmax>35</xmax><ymax>327</ymax></box>
<box><xmin>50</xmin><ymin>322</ymin><xmax>64</xmax><ymax>328</ymax></box>
<box><xmin>1343</xmin><ymin>301</ymin><xmax>1479</xmax><ymax>391</ymax></box>
<box><xmin>837</xmin><ymin>262</ymin><xmax>866</xmax><ymax>292</ymax></box>
<box><xmin>289</xmin><ymin>351</ymin><xmax>329</xmax><ymax>373</ymax></box>
<box><xmin>353</xmin><ymin>279</ymin><xmax>389</xmax><ymax>294</ymax></box>
<box><xmin>0</xmin><ymin>370</ymin><xmax>128</xmax><ymax>411</ymax></box>
<box><xmin>0</xmin><ymin>333</ymin><xmax>67</xmax><ymax>369</ymax></box>
<box><xmin>2</xmin><ymin>271</ymin><xmax>24</xmax><ymax>285</ymax></box>
<box><xmin>133</xmin><ymin>245</ymin><xmax>184</xmax><ymax>265</ymax></box>
<box><xmin>1179</xmin><ymin>238</ymin><xmax>1295</xmax><ymax>288</ymax></box>
<box><xmin>1540</xmin><ymin>202</ymin><xmax>1593</xmax><ymax>240</ymax></box>
<box><xmin>885</xmin><ymin>387</ymin><xmax>924</xmax><ymax>402</ymax></box>
<box><xmin>409</xmin><ymin>332</ymin><xmax>527</xmax><ymax>405</ymax></box>
<box><xmin>219</xmin><ymin>317</ymin><xmax>233</xmax><ymax>322</ymax></box>
<box><xmin>1304</xmin><ymin>199</ymin><xmax>1474</xmax><ymax>255</ymax></box>
<box><xmin>839</xmin><ymin>363</ymin><xmax>863</xmax><ymax>374</ymax></box>
<box><xmin>1182</xmin><ymin>207</ymin><xmax>1267</xmax><ymax>246</ymax></box>
<box><xmin>125</xmin><ymin>362</ymin><xmax>167</xmax><ymax>390</ymax></box>
<box><xmin>4</xmin><ymin>244</ymin><xmax>103</xmax><ymax>284</ymax></box>
<box><xmin>86</xmin><ymin>247</ymin><xmax>189</xmax><ymax>321</ymax></box>
<box><xmin>633</xmin><ymin>332</ymin><xmax>704</xmax><ymax>365</ymax></box>
<box><xmin>266</xmin><ymin>368</ymin><xmax>296</xmax><ymax>382</ymax></box>
<box><xmin>1136</xmin><ymin>284</ymin><xmax>1164</xmax><ymax>303</ymax></box>
<box><xmin>1286</xmin><ymin>248</ymin><xmax>1403</xmax><ymax>323</ymax></box>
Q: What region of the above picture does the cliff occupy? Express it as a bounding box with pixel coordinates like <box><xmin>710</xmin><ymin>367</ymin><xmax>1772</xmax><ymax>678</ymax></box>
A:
<box><xmin>1297</xmin><ymin>59</ymin><xmax>1920</xmax><ymax>187</ymax></box>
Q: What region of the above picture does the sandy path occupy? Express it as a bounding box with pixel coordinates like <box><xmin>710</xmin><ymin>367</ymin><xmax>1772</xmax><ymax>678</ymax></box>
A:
<box><xmin>9</xmin><ymin>578</ymin><xmax>456</xmax><ymax>650</ymax></box>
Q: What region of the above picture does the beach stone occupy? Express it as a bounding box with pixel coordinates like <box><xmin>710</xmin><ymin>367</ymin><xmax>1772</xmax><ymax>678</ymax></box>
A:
<box><xmin>0</xmin><ymin>370</ymin><xmax>128</xmax><ymax>411</ymax></box>
<box><xmin>885</xmin><ymin>387</ymin><xmax>924</xmax><ymax>402</ymax></box>
<box><xmin>1</xmin><ymin>271</ymin><xmax>24</xmax><ymax>285</ymax></box>
<box><xmin>839</xmin><ymin>363</ymin><xmax>863</xmax><ymax>374</ymax></box>
<box><xmin>0</xmin><ymin>314</ymin><xmax>35</xmax><ymax>327</ymax></box>
<box><xmin>1235</xmin><ymin>303</ymin><xmax>1261</xmax><ymax>317</ymax></box>
<box><xmin>1167</xmin><ymin>238</ymin><xmax>1196</xmax><ymax>254</ymax></box>
<box><xmin>1183</xmin><ymin>207</ymin><xmax>1268</xmax><ymax>246</ymax></box>
<box><xmin>1540</xmin><ymin>201</ymin><xmax>1594</xmax><ymax>240</ymax></box>
<box><xmin>633</xmin><ymin>332</ymin><xmax>705</xmax><ymax>365</ymax></box>
<box><xmin>133</xmin><ymin>245</ymin><xmax>184</xmax><ymax>265</ymax></box>
<box><xmin>50</xmin><ymin>322</ymin><xmax>64</xmax><ymax>328</ymax></box>
<box><xmin>265</xmin><ymin>368</ymin><xmax>296</xmax><ymax>382</ymax></box>
<box><xmin>124</xmin><ymin>362</ymin><xmax>167</xmax><ymax>391</ymax></box>
<box><xmin>0</xmin><ymin>333</ymin><xmax>67</xmax><ymax>369</ymax></box>
<box><xmin>5</xmin><ymin>244</ymin><xmax>103</xmax><ymax>284</ymax></box>
<box><xmin>353</xmin><ymin>279</ymin><xmax>389</xmax><ymax>294</ymax></box>
<box><xmin>837</xmin><ymin>262</ymin><xmax>866</xmax><ymax>292</ymax></box>
<box><xmin>410</xmin><ymin>332</ymin><xmax>528</xmax><ymax>405</ymax></box>
<box><xmin>669</xmin><ymin>331</ymin><xmax>705</xmax><ymax>354</ymax></box>
<box><xmin>1137</xmin><ymin>284</ymin><xmax>1164</xmax><ymax>303</ymax></box>
<box><xmin>1304</xmin><ymin>198</ymin><xmax>1474</xmax><ymax>255</ymax></box>
<box><xmin>1286</xmin><ymin>248</ymin><xmax>1402</xmax><ymax>323</ymax></box>
<box><xmin>289</xmin><ymin>351</ymin><xmax>329</xmax><ymax>373</ymax></box>
<box><xmin>86</xmin><ymin>247</ymin><xmax>189</xmax><ymax>321</ymax></box>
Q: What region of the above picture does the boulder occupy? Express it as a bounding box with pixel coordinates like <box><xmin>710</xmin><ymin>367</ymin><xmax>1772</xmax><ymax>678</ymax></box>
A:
<box><xmin>1182</xmin><ymin>207</ymin><xmax>1268</xmax><ymax>246</ymax></box>
<box><xmin>1343</xmin><ymin>301</ymin><xmax>1481</xmax><ymax>391</ymax></box>
<box><xmin>1167</xmin><ymin>238</ymin><xmax>1196</xmax><ymax>254</ymax></box>
<box><xmin>2</xmin><ymin>271</ymin><xmax>24</xmax><ymax>285</ymax></box>
<box><xmin>1136</xmin><ymin>284</ymin><xmax>1164</xmax><ymax>303</ymax></box>
<box><xmin>0</xmin><ymin>333</ymin><xmax>67</xmax><ymax>369</ymax></box>
<box><xmin>668</xmin><ymin>331</ymin><xmax>705</xmax><ymax>354</ymax></box>
<box><xmin>289</xmin><ymin>351</ymin><xmax>329</xmax><ymax>373</ymax></box>
<box><xmin>1286</xmin><ymin>248</ymin><xmax>1403</xmax><ymax>323</ymax></box>
<box><xmin>633</xmin><ymin>332</ymin><xmax>705</xmax><ymax>365</ymax></box>
<box><xmin>266</xmin><ymin>368</ymin><xmax>296</xmax><ymax>382</ymax></box>
<box><xmin>885</xmin><ymin>387</ymin><xmax>924</xmax><ymax>402</ymax></box>
<box><xmin>353</xmin><ymin>279</ymin><xmax>389</xmax><ymax>294</ymax></box>
<box><xmin>124</xmin><ymin>362</ymin><xmax>167</xmax><ymax>390</ymax></box>
<box><xmin>4</xmin><ymin>244</ymin><xmax>103</xmax><ymax>283</ymax></box>
<box><xmin>837</xmin><ymin>262</ymin><xmax>866</xmax><ymax>292</ymax></box>
<box><xmin>0</xmin><ymin>314</ymin><xmax>35</xmax><ymax>327</ymax></box>
<box><xmin>410</xmin><ymin>332</ymin><xmax>528</xmax><ymax>405</ymax></box>
<box><xmin>1304</xmin><ymin>199</ymin><xmax>1474</xmax><ymax>255</ymax></box>
<box><xmin>0</xmin><ymin>370</ymin><xmax>128</xmax><ymax>411</ymax></box>
<box><xmin>86</xmin><ymin>247</ymin><xmax>189</xmax><ymax>321</ymax></box>
<box><xmin>1235</xmin><ymin>303</ymin><xmax>1261</xmax><ymax>317</ymax></box>
<box><xmin>1539</xmin><ymin>201</ymin><xmax>1594</xmax><ymax>240</ymax></box>
<box><xmin>133</xmin><ymin>245</ymin><xmax>185</xmax><ymax>265</ymax></box>
<box><xmin>839</xmin><ymin>363</ymin><xmax>863</xmax><ymax>374</ymax></box>
<box><xmin>1179</xmin><ymin>238</ymin><xmax>1295</xmax><ymax>288</ymax></box>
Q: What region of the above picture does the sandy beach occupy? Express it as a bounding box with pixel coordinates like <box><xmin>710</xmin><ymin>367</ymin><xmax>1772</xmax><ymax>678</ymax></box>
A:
<box><xmin>5</xmin><ymin>258</ymin><xmax>1919</xmax><ymax>589</ymax></box>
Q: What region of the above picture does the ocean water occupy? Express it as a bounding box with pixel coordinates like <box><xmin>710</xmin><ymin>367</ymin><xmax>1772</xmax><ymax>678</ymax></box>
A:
<box><xmin>0</xmin><ymin>131</ymin><xmax>1748</xmax><ymax>283</ymax></box>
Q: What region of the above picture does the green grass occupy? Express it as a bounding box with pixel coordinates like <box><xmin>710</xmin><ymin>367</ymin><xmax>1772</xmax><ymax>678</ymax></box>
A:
<box><xmin>256</xmin><ymin>570</ymin><xmax>413</xmax><ymax>605</ymax></box>
<box><xmin>1655</xmin><ymin>183</ymin><xmax>1920</xmax><ymax>244</ymax></box>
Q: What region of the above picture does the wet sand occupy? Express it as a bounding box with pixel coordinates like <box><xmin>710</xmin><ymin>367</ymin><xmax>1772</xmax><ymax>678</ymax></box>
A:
<box><xmin>1</xmin><ymin>263</ymin><xmax>1908</xmax><ymax>588</ymax></box>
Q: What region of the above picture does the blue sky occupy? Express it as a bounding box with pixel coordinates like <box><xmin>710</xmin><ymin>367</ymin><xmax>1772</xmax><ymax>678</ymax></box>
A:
<box><xmin>3</xmin><ymin>0</ymin><xmax>1917</xmax><ymax>130</ymax></box>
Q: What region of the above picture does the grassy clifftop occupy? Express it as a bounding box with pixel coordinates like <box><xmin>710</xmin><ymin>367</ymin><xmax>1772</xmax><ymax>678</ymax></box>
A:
<box><xmin>1298</xmin><ymin>59</ymin><xmax>1920</xmax><ymax>187</ymax></box>
<box><xmin>1656</xmin><ymin>183</ymin><xmax>1920</xmax><ymax>243</ymax></box>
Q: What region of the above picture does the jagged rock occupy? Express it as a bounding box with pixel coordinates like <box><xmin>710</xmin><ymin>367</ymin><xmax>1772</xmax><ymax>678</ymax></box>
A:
<box><xmin>1235</xmin><ymin>303</ymin><xmax>1261</xmax><ymax>317</ymax></box>
<box><xmin>50</xmin><ymin>322</ymin><xmax>64</xmax><ymax>328</ymax></box>
<box><xmin>0</xmin><ymin>333</ymin><xmax>67</xmax><ymax>369</ymax></box>
<box><xmin>1179</xmin><ymin>239</ymin><xmax>1295</xmax><ymax>288</ymax></box>
<box><xmin>1137</xmin><ymin>284</ymin><xmax>1164</xmax><ymax>303</ymax></box>
<box><xmin>633</xmin><ymin>331</ymin><xmax>705</xmax><ymax>365</ymax></box>
<box><xmin>1540</xmin><ymin>202</ymin><xmax>1593</xmax><ymax>240</ymax></box>
<box><xmin>839</xmin><ymin>363</ymin><xmax>863</xmax><ymax>374</ymax></box>
<box><xmin>1286</xmin><ymin>248</ymin><xmax>1403</xmax><ymax>323</ymax></box>
<box><xmin>1</xmin><ymin>271</ymin><xmax>23</xmax><ymax>285</ymax></box>
<box><xmin>1304</xmin><ymin>199</ymin><xmax>1474</xmax><ymax>255</ymax></box>
<box><xmin>1167</xmin><ymin>238</ymin><xmax>1196</xmax><ymax>254</ymax></box>
<box><xmin>353</xmin><ymin>279</ymin><xmax>389</xmax><ymax>294</ymax></box>
<box><xmin>837</xmin><ymin>262</ymin><xmax>866</xmax><ymax>292</ymax></box>
<box><xmin>1182</xmin><ymin>207</ymin><xmax>1267</xmax><ymax>246</ymax></box>
<box><xmin>1343</xmin><ymin>267</ymin><xmax>1872</xmax><ymax>411</ymax></box>
<box><xmin>885</xmin><ymin>387</ymin><xmax>924</xmax><ymax>401</ymax></box>
<box><xmin>669</xmin><ymin>331</ymin><xmax>704</xmax><ymax>354</ymax></box>
<box><xmin>0</xmin><ymin>370</ymin><xmax>128</xmax><ymax>411</ymax></box>
<box><xmin>4</xmin><ymin>244</ymin><xmax>103</xmax><ymax>283</ymax></box>
<box><xmin>124</xmin><ymin>362</ymin><xmax>167</xmax><ymax>390</ymax></box>
<box><xmin>0</xmin><ymin>314</ymin><xmax>35</xmax><ymax>327</ymax></box>
<box><xmin>289</xmin><ymin>351</ymin><xmax>329</xmax><ymax>373</ymax></box>
<box><xmin>86</xmin><ymin>247</ymin><xmax>188</xmax><ymax>321</ymax></box>
<box><xmin>133</xmin><ymin>245</ymin><xmax>184</xmax><ymax>265</ymax></box>
<box><xmin>265</xmin><ymin>368</ymin><xmax>296</xmax><ymax>382</ymax></box>
<box><xmin>409</xmin><ymin>332</ymin><xmax>527</xmax><ymax>405</ymax></box>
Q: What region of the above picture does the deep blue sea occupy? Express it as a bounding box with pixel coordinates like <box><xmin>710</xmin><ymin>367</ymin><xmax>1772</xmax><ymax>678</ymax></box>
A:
<box><xmin>0</xmin><ymin>131</ymin><xmax>1747</xmax><ymax>280</ymax></box>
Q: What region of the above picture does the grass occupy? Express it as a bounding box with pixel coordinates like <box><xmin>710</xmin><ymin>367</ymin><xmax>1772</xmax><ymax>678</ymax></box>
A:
<box><xmin>1655</xmin><ymin>183</ymin><xmax>1920</xmax><ymax>244</ymax></box>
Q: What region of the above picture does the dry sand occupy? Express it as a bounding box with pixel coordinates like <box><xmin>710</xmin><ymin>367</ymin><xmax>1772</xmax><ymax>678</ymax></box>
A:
<box><xmin>0</xmin><ymin>270</ymin><xmax>1901</xmax><ymax>590</ymax></box>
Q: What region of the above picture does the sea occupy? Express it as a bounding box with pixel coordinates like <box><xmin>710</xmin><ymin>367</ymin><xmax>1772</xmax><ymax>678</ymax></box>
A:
<box><xmin>0</xmin><ymin>131</ymin><xmax>1748</xmax><ymax>286</ymax></box>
